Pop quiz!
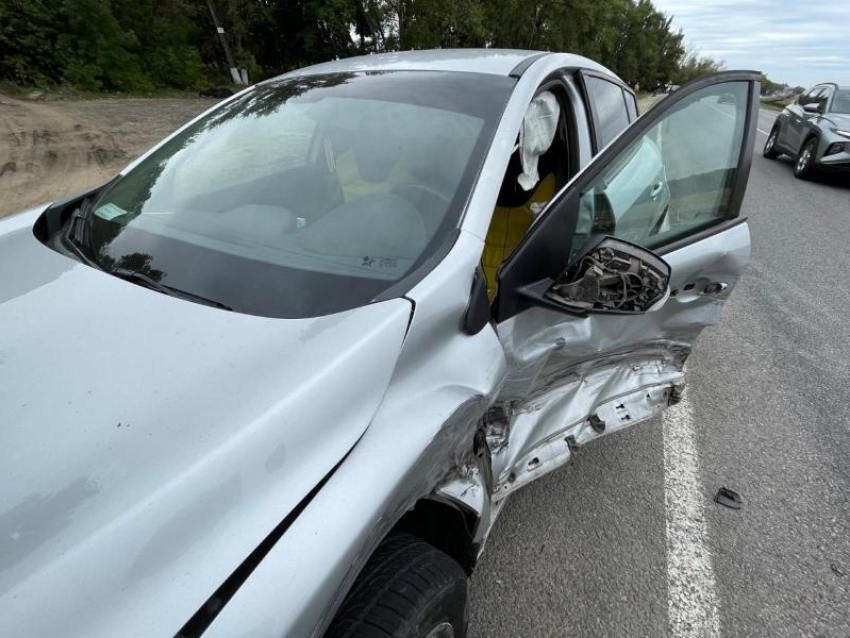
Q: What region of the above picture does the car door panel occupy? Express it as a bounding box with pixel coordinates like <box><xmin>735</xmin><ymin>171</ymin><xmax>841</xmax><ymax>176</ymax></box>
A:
<box><xmin>781</xmin><ymin>101</ymin><xmax>803</xmax><ymax>151</ymax></box>
<box><xmin>799</xmin><ymin>88</ymin><xmax>828</xmax><ymax>147</ymax></box>
<box><xmin>489</xmin><ymin>221</ymin><xmax>749</xmax><ymax>498</ymax></box>
<box><xmin>488</xmin><ymin>72</ymin><xmax>759</xmax><ymax>496</ymax></box>
<box><xmin>784</xmin><ymin>88</ymin><xmax>821</xmax><ymax>151</ymax></box>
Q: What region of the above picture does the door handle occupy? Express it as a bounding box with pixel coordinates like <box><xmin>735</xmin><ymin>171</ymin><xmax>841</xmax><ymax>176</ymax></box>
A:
<box><xmin>650</xmin><ymin>181</ymin><xmax>663</xmax><ymax>200</ymax></box>
<box><xmin>699</xmin><ymin>282</ymin><xmax>728</xmax><ymax>295</ymax></box>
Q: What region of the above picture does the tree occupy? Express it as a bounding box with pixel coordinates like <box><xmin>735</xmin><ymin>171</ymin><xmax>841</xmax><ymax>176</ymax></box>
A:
<box><xmin>0</xmin><ymin>0</ymin><xmax>67</xmax><ymax>85</ymax></box>
<box><xmin>0</xmin><ymin>0</ymin><xmax>756</xmax><ymax>94</ymax></box>
<box><xmin>111</xmin><ymin>0</ymin><xmax>208</xmax><ymax>88</ymax></box>
<box><xmin>672</xmin><ymin>48</ymin><xmax>724</xmax><ymax>85</ymax></box>
<box><xmin>58</xmin><ymin>0</ymin><xmax>152</xmax><ymax>91</ymax></box>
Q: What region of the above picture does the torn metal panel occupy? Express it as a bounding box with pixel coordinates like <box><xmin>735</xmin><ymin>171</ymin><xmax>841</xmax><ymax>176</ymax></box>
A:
<box><xmin>432</xmin><ymin>434</ymin><xmax>494</xmax><ymax>547</ymax></box>
<box><xmin>490</xmin><ymin>345</ymin><xmax>686</xmax><ymax>500</ymax></box>
<box><xmin>432</xmin><ymin>447</ymin><xmax>510</xmax><ymax>551</ymax></box>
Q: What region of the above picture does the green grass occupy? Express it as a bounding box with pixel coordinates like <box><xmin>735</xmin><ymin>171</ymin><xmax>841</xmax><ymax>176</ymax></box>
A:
<box><xmin>760</xmin><ymin>95</ymin><xmax>795</xmax><ymax>112</ymax></box>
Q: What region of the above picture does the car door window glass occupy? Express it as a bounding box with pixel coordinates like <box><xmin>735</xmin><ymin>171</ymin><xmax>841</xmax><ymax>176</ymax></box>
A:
<box><xmin>625</xmin><ymin>91</ymin><xmax>638</xmax><ymax>121</ymax></box>
<box><xmin>831</xmin><ymin>89</ymin><xmax>850</xmax><ymax>114</ymax></box>
<box><xmin>573</xmin><ymin>81</ymin><xmax>748</xmax><ymax>253</ymax></box>
<box><xmin>585</xmin><ymin>76</ymin><xmax>631</xmax><ymax>149</ymax></box>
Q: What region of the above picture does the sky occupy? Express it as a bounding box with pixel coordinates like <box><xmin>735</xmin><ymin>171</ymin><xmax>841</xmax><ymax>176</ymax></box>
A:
<box><xmin>651</xmin><ymin>0</ymin><xmax>850</xmax><ymax>88</ymax></box>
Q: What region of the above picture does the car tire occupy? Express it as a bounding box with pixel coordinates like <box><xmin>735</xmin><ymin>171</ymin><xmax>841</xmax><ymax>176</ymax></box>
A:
<box><xmin>325</xmin><ymin>533</ymin><xmax>468</xmax><ymax>638</ymax></box>
<box><xmin>763</xmin><ymin>126</ymin><xmax>781</xmax><ymax>159</ymax></box>
<box><xmin>793</xmin><ymin>137</ymin><xmax>818</xmax><ymax>179</ymax></box>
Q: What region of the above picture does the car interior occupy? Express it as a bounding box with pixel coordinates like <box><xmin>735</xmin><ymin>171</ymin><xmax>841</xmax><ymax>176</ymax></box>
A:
<box><xmin>149</xmin><ymin>105</ymin><xmax>482</xmax><ymax>281</ymax></box>
<box><xmin>482</xmin><ymin>87</ymin><xmax>571</xmax><ymax>301</ymax></box>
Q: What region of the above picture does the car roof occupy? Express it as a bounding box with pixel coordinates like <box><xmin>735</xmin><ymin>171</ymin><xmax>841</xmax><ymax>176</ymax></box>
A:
<box><xmin>275</xmin><ymin>48</ymin><xmax>611</xmax><ymax>79</ymax></box>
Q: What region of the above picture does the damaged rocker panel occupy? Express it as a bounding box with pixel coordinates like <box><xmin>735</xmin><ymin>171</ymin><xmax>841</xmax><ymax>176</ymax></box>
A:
<box><xmin>433</xmin><ymin>345</ymin><xmax>689</xmax><ymax>535</ymax></box>
<box><xmin>492</xmin><ymin>378</ymin><xmax>682</xmax><ymax>501</ymax></box>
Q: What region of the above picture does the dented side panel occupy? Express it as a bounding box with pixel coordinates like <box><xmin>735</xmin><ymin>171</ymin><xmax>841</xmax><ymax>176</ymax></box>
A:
<box><xmin>491</xmin><ymin>221</ymin><xmax>750</xmax><ymax>493</ymax></box>
<box><xmin>201</xmin><ymin>231</ymin><xmax>508</xmax><ymax>638</ymax></box>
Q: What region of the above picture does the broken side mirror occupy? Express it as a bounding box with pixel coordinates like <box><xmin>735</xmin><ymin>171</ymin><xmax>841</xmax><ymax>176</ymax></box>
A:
<box><xmin>518</xmin><ymin>237</ymin><xmax>671</xmax><ymax>316</ymax></box>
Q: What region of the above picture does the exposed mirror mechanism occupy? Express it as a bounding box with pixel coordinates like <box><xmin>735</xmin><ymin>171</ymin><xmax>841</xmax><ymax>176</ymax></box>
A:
<box><xmin>546</xmin><ymin>237</ymin><xmax>670</xmax><ymax>314</ymax></box>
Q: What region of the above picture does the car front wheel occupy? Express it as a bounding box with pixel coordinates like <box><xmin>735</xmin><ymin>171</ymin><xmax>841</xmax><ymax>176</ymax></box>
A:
<box><xmin>325</xmin><ymin>533</ymin><xmax>468</xmax><ymax>638</ymax></box>
<box><xmin>763</xmin><ymin>126</ymin><xmax>780</xmax><ymax>159</ymax></box>
<box><xmin>794</xmin><ymin>137</ymin><xmax>818</xmax><ymax>179</ymax></box>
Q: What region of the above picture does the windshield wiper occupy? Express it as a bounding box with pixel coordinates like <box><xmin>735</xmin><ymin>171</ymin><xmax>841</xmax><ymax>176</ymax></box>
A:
<box><xmin>62</xmin><ymin>198</ymin><xmax>99</xmax><ymax>266</ymax></box>
<box><xmin>110</xmin><ymin>268</ymin><xmax>233</xmax><ymax>311</ymax></box>
<box><xmin>66</xmin><ymin>198</ymin><xmax>92</xmax><ymax>246</ymax></box>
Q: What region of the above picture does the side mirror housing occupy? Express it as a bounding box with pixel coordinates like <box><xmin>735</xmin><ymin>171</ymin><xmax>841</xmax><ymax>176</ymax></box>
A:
<box><xmin>518</xmin><ymin>237</ymin><xmax>671</xmax><ymax>316</ymax></box>
<box><xmin>803</xmin><ymin>102</ymin><xmax>822</xmax><ymax>114</ymax></box>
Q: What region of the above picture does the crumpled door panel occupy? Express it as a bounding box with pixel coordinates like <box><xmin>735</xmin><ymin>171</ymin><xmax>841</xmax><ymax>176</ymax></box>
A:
<box><xmin>490</xmin><ymin>221</ymin><xmax>749</xmax><ymax>496</ymax></box>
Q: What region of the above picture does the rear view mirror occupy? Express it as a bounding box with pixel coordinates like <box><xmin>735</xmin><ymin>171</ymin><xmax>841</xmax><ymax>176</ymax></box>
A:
<box><xmin>545</xmin><ymin>237</ymin><xmax>670</xmax><ymax>314</ymax></box>
<box><xmin>803</xmin><ymin>103</ymin><xmax>822</xmax><ymax>114</ymax></box>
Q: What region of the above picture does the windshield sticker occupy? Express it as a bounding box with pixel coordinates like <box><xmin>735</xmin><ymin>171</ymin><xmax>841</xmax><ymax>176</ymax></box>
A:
<box><xmin>94</xmin><ymin>203</ymin><xmax>129</xmax><ymax>221</ymax></box>
<box><xmin>361</xmin><ymin>256</ymin><xmax>399</xmax><ymax>270</ymax></box>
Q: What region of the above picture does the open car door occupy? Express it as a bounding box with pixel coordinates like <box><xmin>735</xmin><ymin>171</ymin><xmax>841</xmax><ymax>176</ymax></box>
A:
<box><xmin>487</xmin><ymin>71</ymin><xmax>760</xmax><ymax>500</ymax></box>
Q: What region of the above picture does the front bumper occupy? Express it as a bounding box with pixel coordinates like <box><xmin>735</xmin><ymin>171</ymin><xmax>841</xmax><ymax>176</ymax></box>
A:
<box><xmin>816</xmin><ymin>137</ymin><xmax>850</xmax><ymax>171</ymax></box>
<box><xmin>817</xmin><ymin>147</ymin><xmax>850</xmax><ymax>171</ymax></box>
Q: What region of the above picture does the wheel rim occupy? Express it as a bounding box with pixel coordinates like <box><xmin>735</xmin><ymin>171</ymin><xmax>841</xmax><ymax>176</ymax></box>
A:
<box><xmin>797</xmin><ymin>145</ymin><xmax>812</xmax><ymax>172</ymax></box>
<box><xmin>425</xmin><ymin>622</ymin><xmax>455</xmax><ymax>638</ymax></box>
<box><xmin>766</xmin><ymin>131</ymin><xmax>777</xmax><ymax>152</ymax></box>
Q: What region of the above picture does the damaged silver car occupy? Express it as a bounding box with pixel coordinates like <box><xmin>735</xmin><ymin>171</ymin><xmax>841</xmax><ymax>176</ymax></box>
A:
<box><xmin>0</xmin><ymin>50</ymin><xmax>759</xmax><ymax>638</ymax></box>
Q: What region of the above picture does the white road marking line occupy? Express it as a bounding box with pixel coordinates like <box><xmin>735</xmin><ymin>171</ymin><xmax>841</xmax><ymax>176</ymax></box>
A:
<box><xmin>757</xmin><ymin>110</ymin><xmax>778</xmax><ymax>135</ymax></box>
<box><xmin>706</xmin><ymin>100</ymin><xmax>736</xmax><ymax>122</ymax></box>
<box><xmin>663</xmin><ymin>399</ymin><xmax>721</xmax><ymax>638</ymax></box>
<box><xmin>706</xmin><ymin>100</ymin><xmax>771</xmax><ymax>136</ymax></box>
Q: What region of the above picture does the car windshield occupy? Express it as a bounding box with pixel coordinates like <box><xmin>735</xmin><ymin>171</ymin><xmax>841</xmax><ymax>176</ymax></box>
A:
<box><xmin>86</xmin><ymin>71</ymin><xmax>514</xmax><ymax>318</ymax></box>
<box><xmin>830</xmin><ymin>89</ymin><xmax>850</xmax><ymax>114</ymax></box>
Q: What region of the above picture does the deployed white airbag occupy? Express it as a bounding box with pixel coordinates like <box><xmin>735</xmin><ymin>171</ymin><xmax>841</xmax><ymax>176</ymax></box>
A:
<box><xmin>518</xmin><ymin>91</ymin><xmax>560</xmax><ymax>191</ymax></box>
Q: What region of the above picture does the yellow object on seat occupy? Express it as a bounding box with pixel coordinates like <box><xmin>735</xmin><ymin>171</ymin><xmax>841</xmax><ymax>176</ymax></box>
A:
<box><xmin>483</xmin><ymin>173</ymin><xmax>556</xmax><ymax>301</ymax></box>
<box><xmin>334</xmin><ymin>149</ymin><xmax>413</xmax><ymax>202</ymax></box>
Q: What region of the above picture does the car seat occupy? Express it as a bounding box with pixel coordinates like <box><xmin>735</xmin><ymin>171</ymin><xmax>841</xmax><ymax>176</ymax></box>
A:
<box><xmin>482</xmin><ymin>160</ymin><xmax>557</xmax><ymax>301</ymax></box>
<box><xmin>332</xmin><ymin>126</ymin><xmax>414</xmax><ymax>202</ymax></box>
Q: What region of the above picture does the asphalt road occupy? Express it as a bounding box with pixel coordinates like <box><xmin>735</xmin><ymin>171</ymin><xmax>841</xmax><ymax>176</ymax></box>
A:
<box><xmin>468</xmin><ymin>109</ymin><xmax>850</xmax><ymax>637</ymax></box>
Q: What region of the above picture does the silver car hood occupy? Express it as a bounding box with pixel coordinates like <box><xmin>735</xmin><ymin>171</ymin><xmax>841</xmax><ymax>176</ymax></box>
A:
<box><xmin>824</xmin><ymin>112</ymin><xmax>850</xmax><ymax>129</ymax></box>
<box><xmin>0</xmin><ymin>208</ymin><xmax>412</xmax><ymax>637</ymax></box>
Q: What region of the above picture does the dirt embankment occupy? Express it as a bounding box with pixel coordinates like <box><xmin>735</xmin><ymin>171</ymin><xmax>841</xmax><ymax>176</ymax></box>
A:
<box><xmin>0</xmin><ymin>94</ymin><xmax>217</xmax><ymax>218</ymax></box>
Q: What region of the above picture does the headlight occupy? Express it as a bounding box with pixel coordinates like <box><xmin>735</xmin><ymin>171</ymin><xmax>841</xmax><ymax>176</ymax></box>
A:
<box><xmin>832</xmin><ymin>128</ymin><xmax>850</xmax><ymax>140</ymax></box>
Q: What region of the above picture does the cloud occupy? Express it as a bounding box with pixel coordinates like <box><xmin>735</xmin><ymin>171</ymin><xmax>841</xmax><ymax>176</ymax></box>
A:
<box><xmin>652</xmin><ymin>0</ymin><xmax>850</xmax><ymax>86</ymax></box>
<box><xmin>760</xmin><ymin>33</ymin><xmax>808</xmax><ymax>42</ymax></box>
